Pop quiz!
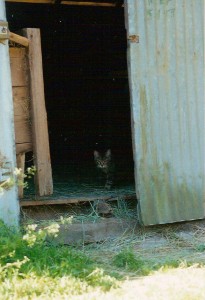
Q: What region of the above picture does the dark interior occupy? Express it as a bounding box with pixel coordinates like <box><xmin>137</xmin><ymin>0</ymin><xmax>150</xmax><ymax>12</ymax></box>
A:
<box><xmin>6</xmin><ymin>3</ymin><xmax>135</xmax><ymax>196</ymax></box>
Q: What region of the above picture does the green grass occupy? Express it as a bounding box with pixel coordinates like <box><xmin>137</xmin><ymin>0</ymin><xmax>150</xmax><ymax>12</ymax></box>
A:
<box><xmin>0</xmin><ymin>221</ymin><xmax>118</xmax><ymax>299</ymax></box>
<box><xmin>112</xmin><ymin>248</ymin><xmax>188</xmax><ymax>276</ymax></box>
<box><xmin>112</xmin><ymin>248</ymin><xmax>148</xmax><ymax>272</ymax></box>
<box><xmin>0</xmin><ymin>220</ymin><xmax>205</xmax><ymax>299</ymax></box>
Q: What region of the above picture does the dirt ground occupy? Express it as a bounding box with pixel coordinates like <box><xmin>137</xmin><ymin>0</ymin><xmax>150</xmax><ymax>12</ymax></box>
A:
<box><xmin>21</xmin><ymin>200</ymin><xmax>205</xmax><ymax>264</ymax></box>
<box><xmin>79</xmin><ymin>217</ymin><xmax>205</xmax><ymax>300</ymax></box>
<box><xmin>21</xmin><ymin>202</ymin><xmax>205</xmax><ymax>299</ymax></box>
<box><xmin>70</xmin><ymin>267</ymin><xmax>205</xmax><ymax>300</ymax></box>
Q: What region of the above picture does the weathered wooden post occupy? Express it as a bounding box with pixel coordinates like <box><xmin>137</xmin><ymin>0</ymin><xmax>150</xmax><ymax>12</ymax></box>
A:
<box><xmin>0</xmin><ymin>1</ymin><xmax>19</xmax><ymax>227</ymax></box>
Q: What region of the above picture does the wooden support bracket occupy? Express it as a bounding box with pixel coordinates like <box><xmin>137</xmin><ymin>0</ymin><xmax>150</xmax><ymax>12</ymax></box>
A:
<box><xmin>9</xmin><ymin>32</ymin><xmax>29</xmax><ymax>47</ymax></box>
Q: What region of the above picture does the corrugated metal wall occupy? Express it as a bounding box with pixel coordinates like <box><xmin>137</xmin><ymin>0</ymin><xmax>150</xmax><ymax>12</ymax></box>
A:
<box><xmin>125</xmin><ymin>0</ymin><xmax>204</xmax><ymax>225</ymax></box>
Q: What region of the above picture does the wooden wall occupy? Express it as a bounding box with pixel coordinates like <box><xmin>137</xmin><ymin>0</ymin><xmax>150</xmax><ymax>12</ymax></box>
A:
<box><xmin>10</xmin><ymin>47</ymin><xmax>32</xmax><ymax>155</ymax></box>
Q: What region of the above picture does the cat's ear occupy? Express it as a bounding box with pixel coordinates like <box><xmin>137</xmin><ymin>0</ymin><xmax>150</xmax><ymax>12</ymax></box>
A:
<box><xmin>94</xmin><ymin>150</ymin><xmax>100</xmax><ymax>159</ymax></box>
<box><xmin>105</xmin><ymin>149</ymin><xmax>111</xmax><ymax>157</ymax></box>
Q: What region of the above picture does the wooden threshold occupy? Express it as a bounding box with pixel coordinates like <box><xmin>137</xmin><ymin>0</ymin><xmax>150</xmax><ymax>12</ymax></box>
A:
<box><xmin>20</xmin><ymin>193</ymin><xmax>136</xmax><ymax>206</ymax></box>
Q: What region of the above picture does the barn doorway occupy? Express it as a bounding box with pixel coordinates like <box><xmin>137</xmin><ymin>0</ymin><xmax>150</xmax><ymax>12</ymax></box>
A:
<box><xmin>6</xmin><ymin>2</ymin><xmax>135</xmax><ymax>202</ymax></box>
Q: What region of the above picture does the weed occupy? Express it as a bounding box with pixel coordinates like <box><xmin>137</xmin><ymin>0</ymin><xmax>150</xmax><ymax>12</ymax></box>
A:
<box><xmin>112</xmin><ymin>247</ymin><xmax>186</xmax><ymax>277</ymax></box>
<box><xmin>0</xmin><ymin>221</ymin><xmax>118</xmax><ymax>299</ymax></box>
<box><xmin>112</xmin><ymin>248</ymin><xmax>149</xmax><ymax>275</ymax></box>
<box><xmin>86</xmin><ymin>268</ymin><xmax>119</xmax><ymax>291</ymax></box>
<box><xmin>196</xmin><ymin>244</ymin><xmax>205</xmax><ymax>252</ymax></box>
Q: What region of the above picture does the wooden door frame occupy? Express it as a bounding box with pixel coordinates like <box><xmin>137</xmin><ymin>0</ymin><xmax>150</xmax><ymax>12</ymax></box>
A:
<box><xmin>10</xmin><ymin>29</ymin><xmax>53</xmax><ymax>197</ymax></box>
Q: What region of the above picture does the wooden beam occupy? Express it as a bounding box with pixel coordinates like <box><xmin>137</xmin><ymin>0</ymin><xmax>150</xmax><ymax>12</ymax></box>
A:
<box><xmin>22</xmin><ymin>28</ymin><xmax>53</xmax><ymax>196</ymax></box>
<box><xmin>7</xmin><ymin>0</ymin><xmax>54</xmax><ymax>3</ymax></box>
<box><xmin>61</xmin><ymin>1</ymin><xmax>116</xmax><ymax>7</ymax></box>
<box><xmin>6</xmin><ymin>0</ymin><xmax>122</xmax><ymax>6</ymax></box>
<box><xmin>20</xmin><ymin>194</ymin><xmax>136</xmax><ymax>206</ymax></box>
<box><xmin>9</xmin><ymin>32</ymin><xmax>29</xmax><ymax>47</ymax></box>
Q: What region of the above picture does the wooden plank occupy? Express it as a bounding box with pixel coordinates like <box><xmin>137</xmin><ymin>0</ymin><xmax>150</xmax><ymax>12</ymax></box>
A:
<box><xmin>9</xmin><ymin>32</ymin><xmax>29</xmax><ymax>47</ymax></box>
<box><xmin>22</xmin><ymin>28</ymin><xmax>53</xmax><ymax>196</ymax></box>
<box><xmin>9</xmin><ymin>47</ymin><xmax>26</xmax><ymax>58</ymax></box>
<box><xmin>16</xmin><ymin>152</ymin><xmax>25</xmax><ymax>198</ymax></box>
<box><xmin>13</xmin><ymin>86</ymin><xmax>30</xmax><ymax>117</ymax></box>
<box><xmin>9</xmin><ymin>48</ymin><xmax>28</xmax><ymax>86</ymax></box>
<box><xmin>10</xmin><ymin>49</ymin><xmax>32</xmax><ymax>147</ymax></box>
<box><xmin>14</xmin><ymin>118</ymin><xmax>32</xmax><ymax>144</ymax></box>
<box><xmin>20</xmin><ymin>194</ymin><xmax>136</xmax><ymax>207</ymax></box>
<box><xmin>10</xmin><ymin>47</ymin><xmax>33</xmax><ymax>155</ymax></box>
<box><xmin>16</xmin><ymin>143</ymin><xmax>32</xmax><ymax>154</ymax></box>
<box><xmin>56</xmin><ymin>218</ymin><xmax>136</xmax><ymax>244</ymax></box>
<box><xmin>6</xmin><ymin>0</ymin><xmax>120</xmax><ymax>6</ymax></box>
<box><xmin>6</xmin><ymin>0</ymin><xmax>53</xmax><ymax>3</ymax></box>
<box><xmin>61</xmin><ymin>1</ymin><xmax>116</xmax><ymax>6</ymax></box>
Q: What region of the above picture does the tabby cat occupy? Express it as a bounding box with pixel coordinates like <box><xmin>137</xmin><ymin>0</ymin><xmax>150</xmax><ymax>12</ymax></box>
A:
<box><xmin>94</xmin><ymin>149</ymin><xmax>115</xmax><ymax>190</ymax></box>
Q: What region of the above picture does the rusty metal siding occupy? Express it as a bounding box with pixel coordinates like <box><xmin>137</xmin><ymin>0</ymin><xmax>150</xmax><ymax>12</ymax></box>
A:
<box><xmin>125</xmin><ymin>0</ymin><xmax>204</xmax><ymax>225</ymax></box>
